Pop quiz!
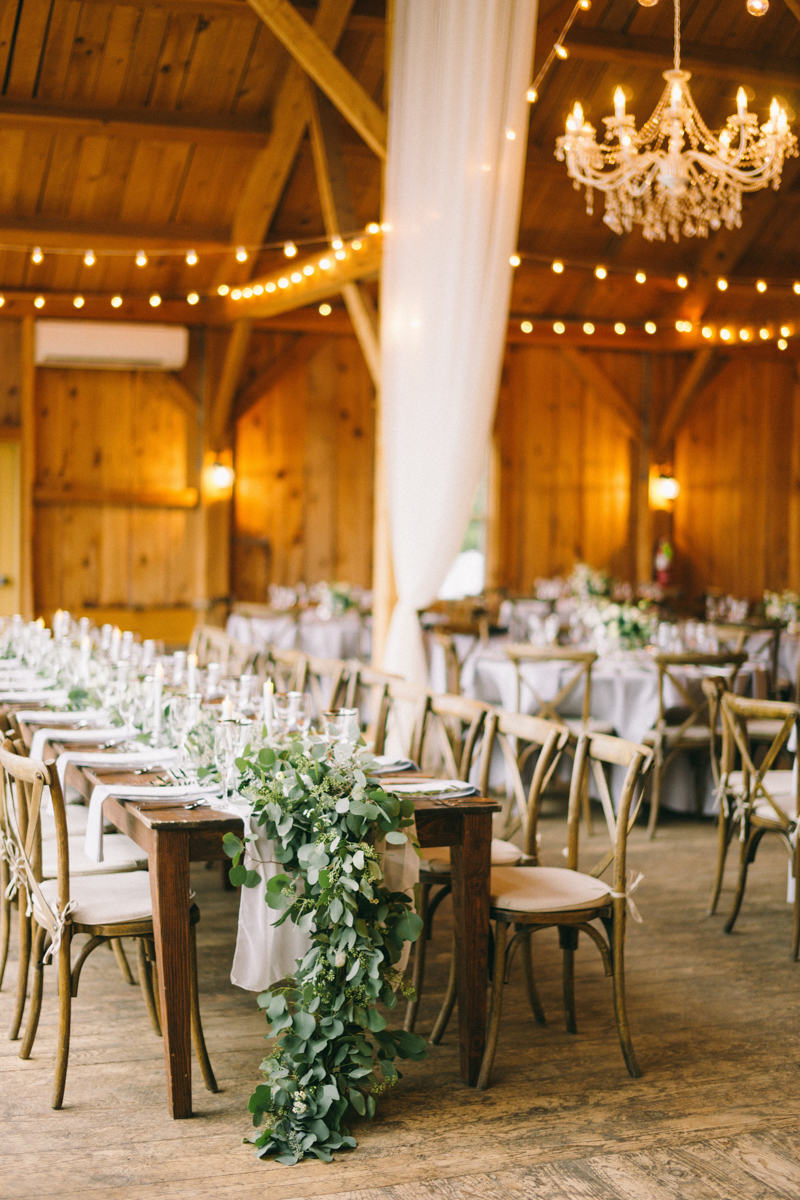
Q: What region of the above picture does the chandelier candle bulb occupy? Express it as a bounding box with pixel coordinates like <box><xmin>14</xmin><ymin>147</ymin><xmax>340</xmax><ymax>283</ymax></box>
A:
<box><xmin>614</xmin><ymin>87</ymin><xmax>626</xmax><ymax>119</ymax></box>
<box><xmin>737</xmin><ymin>87</ymin><xmax>748</xmax><ymax>119</ymax></box>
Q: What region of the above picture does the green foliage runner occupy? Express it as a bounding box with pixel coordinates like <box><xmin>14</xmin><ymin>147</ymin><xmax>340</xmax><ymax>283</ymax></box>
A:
<box><xmin>225</xmin><ymin>738</ymin><xmax>427</xmax><ymax>1164</ymax></box>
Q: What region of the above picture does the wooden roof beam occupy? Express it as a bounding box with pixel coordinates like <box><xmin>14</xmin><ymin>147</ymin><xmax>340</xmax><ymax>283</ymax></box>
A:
<box><xmin>234</xmin><ymin>333</ymin><xmax>326</xmax><ymax>422</ymax></box>
<box><xmin>656</xmin><ymin>347</ymin><xmax>721</xmax><ymax>453</ymax></box>
<box><xmin>247</xmin><ymin>0</ymin><xmax>387</xmax><ymax>158</ymax></box>
<box><xmin>220</xmin><ymin>232</ymin><xmax>382</xmax><ymax>320</ymax></box>
<box><xmin>566</xmin><ymin>28</ymin><xmax>800</xmax><ymax>93</ymax></box>
<box><xmin>0</xmin><ymin>217</ymin><xmax>230</xmax><ymax>253</ymax></box>
<box><xmin>0</xmin><ymin>100</ymin><xmax>271</xmax><ymax>145</ymax></box>
<box><xmin>208</xmin><ymin>319</ymin><xmax>254</xmax><ymax>451</ymax></box>
<box><xmin>221</xmin><ymin>0</ymin><xmax>355</xmax><ymax>286</ymax></box>
<box><xmin>308</xmin><ymin>83</ymin><xmax>380</xmax><ymax>386</ymax></box>
<box><xmin>559</xmin><ymin>346</ymin><xmax>641</xmax><ymax>441</ymax></box>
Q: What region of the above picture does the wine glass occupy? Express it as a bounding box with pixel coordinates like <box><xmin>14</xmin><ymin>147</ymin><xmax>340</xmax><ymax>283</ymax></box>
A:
<box><xmin>322</xmin><ymin>708</ymin><xmax>360</xmax><ymax>749</ymax></box>
<box><xmin>214</xmin><ymin>719</ymin><xmax>253</xmax><ymax>803</ymax></box>
<box><xmin>286</xmin><ymin>691</ymin><xmax>310</xmax><ymax>733</ymax></box>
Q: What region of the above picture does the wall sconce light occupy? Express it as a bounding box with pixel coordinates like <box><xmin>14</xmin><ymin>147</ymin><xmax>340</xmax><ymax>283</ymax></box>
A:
<box><xmin>650</xmin><ymin>471</ymin><xmax>680</xmax><ymax>510</ymax></box>
<box><xmin>204</xmin><ymin>454</ymin><xmax>235</xmax><ymax>497</ymax></box>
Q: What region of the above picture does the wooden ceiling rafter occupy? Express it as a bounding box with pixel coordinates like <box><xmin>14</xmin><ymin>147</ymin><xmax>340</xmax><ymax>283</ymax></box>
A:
<box><xmin>219</xmin><ymin>0</ymin><xmax>356</xmax><ymax>287</ymax></box>
<box><xmin>0</xmin><ymin>99</ymin><xmax>273</xmax><ymax>145</ymax></box>
<box><xmin>0</xmin><ymin>218</ymin><xmax>231</xmax><ymax>253</ymax></box>
<box><xmin>558</xmin><ymin>346</ymin><xmax>641</xmax><ymax>441</ymax></box>
<box><xmin>233</xmin><ymin>332</ymin><xmax>326</xmax><ymax>421</ymax></box>
<box><xmin>783</xmin><ymin>0</ymin><xmax>800</xmax><ymax>25</ymax></box>
<box><xmin>219</xmin><ymin>233</ymin><xmax>382</xmax><ymax>319</ymax></box>
<box><xmin>246</xmin><ymin>0</ymin><xmax>387</xmax><ymax>159</ymax></box>
<box><xmin>565</xmin><ymin>27</ymin><xmax>800</xmax><ymax>92</ymax></box>
<box><xmin>307</xmin><ymin>82</ymin><xmax>380</xmax><ymax>387</ymax></box>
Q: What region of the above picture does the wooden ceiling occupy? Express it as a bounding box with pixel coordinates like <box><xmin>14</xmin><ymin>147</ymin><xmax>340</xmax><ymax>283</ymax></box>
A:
<box><xmin>0</xmin><ymin>0</ymin><xmax>798</xmax><ymax>337</ymax></box>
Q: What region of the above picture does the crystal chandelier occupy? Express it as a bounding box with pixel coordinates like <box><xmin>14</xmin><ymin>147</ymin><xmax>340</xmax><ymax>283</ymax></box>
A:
<box><xmin>555</xmin><ymin>0</ymin><xmax>797</xmax><ymax>242</ymax></box>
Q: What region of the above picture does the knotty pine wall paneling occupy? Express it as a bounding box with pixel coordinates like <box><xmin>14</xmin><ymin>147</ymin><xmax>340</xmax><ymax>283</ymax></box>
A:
<box><xmin>33</xmin><ymin>364</ymin><xmax>198</xmax><ymax>614</ymax></box>
<box><xmin>673</xmin><ymin>356</ymin><xmax>797</xmax><ymax>601</ymax></box>
<box><xmin>233</xmin><ymin>334</ymin><xmax>375</xmax><ymax>600</ymax></box>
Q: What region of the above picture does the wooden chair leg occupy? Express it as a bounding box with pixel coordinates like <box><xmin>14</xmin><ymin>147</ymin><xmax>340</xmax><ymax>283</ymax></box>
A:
<box><xmin>189</xmin><ymin>923</ymin><xmax>218</xmax><ymax>1093</ymax></box>
<box><xmin>137</xmin><ymin>938</ymin><xmax>161</xmax><ymax>1036</ymax></box>
<box><xmin>9</xmin><ymin>904</ymin><xmax>31</xmax><ymax>1041</ymax></box>
<box><xmin>404</xmin><ymin>883</ymin><xmax>430</xmax><ymax>1033</ymax></box>
<box><xmin>792</xmin><ymin>837</ymin><xmax>800</xmax><ymax>963</ymax></box>
<box><xmin>0</xmin><ymin>859</ymin><xmax>10</xmax><ymax>989</ymax></box>
<box><xmin>476</xmin><ymin>920</ymin><xmax>508</xmax><ymax>1091</ymax></box>
<box><xmin>521</xmin><ymin>933</ymin><xmax>546</xmax><ymax>1025</ymax></box>
<box><xmin>559</xmin><ymin>926</ymin><xmax>579</xmax><ymax>1034</ymax></box>
<box><xmin>708</xmin><ymin>808</ymin><xmax>735</xmax><ymax>916</ymax></box>
<box><xmin>429</xmin><ymin>935</ymin><xmax>457</xmax><ymax>1045</ymax></box>
<box><xmin>20</xmin><ymin>924</ymin><xmax>48</xmax><ymax>1060</ymax></box>
<box><xmin>0</xmin><ymin>863</ymin><xmax>10</xmax><ymax>991</ymax></box>
<box><xmin>52</xmin><ymin>927</ymin><xmax>72</xmax><ymax>1109</ymax></box>
<box><xmin>646</xmin><ymin>747</ymin><xmax>663</xmax><ymax>840</ymax></box>
<box><xmin>609</xmin><ymin>908</ymin><xmax>641</xmax><ymax>1078</ymax></box>
<box><xmin>724</xmin><ymin>827</ymin><xmax>763</xmax><ymax>934</ymax></box>
<box><xmin>110</xmin><ymin>938</ymin><xmax>135</xmax><ymax>986</ymax></box>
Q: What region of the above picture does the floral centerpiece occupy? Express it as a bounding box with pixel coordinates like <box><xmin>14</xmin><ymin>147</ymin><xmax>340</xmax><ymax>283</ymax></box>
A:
<box><xmin>568</xmin><ymin>561</ymin><xmax>612</xmax><ymax>601</ymax></box>
<box><xmin>582</xmin><ymin>600</ymin><xmax>654</xmax><ymax>651</ymax></box>
<box><xmin>224</xmin><ymin>736</ymin><xmax>427</xmax><ymax>1164</ymax></box>
<box><xmin>764</xmin><ymin>589</ymin><xmax>800</xmax><ymax>627</ymax></box>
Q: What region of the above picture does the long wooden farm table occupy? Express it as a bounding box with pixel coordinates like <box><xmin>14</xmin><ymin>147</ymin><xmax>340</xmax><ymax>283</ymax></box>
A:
<box><xmin>18</xmin><ymin>721</ymin><xmax>499</xmax><ymax>1116</ymax></box>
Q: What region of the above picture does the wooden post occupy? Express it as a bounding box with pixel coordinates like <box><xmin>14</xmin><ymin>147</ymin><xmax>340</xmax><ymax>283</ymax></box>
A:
<box><xmin>485</xmin><ymin>432</ymin><xmax>503</xmax><ymax>590</ymax></box>
<box><xmin>789</xmin><ymin>362</ymin><xmax>800</xmax><ymax>591</ymax></box>
<box><xmin>19</xmin><ymin>316</ymin><xmax>35</xmax><ymax>619</ymax></box>
<box><xmin>635</xmin><ymin>353</ymin><xmax>653</xmax><ymax>587</ymax></box>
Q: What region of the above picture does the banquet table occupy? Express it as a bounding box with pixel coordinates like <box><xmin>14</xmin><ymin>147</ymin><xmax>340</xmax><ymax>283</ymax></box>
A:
<box><xmin>19</xmin><ymin>721</ymin><xmax>500</xmax><ymax>1112</ymax></box>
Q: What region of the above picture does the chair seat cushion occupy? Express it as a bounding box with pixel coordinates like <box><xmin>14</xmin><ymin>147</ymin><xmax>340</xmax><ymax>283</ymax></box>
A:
<box><xmin>490</xmin><ymin>865</ymin><xmax>611</xmax><ymax>914</ymax></box>
<box><xmin>33</xmin><ymin>870</ymin><xmax>154</xmax><ymax>927</ymax></box>
<box><xmin>41</xmin><ymin>834</ymin><xmax>146</xmax><ymax>878</ymax></box>
<box><xmin>563</xmin><ymin>717</ymin><xmax>615</xmax><ymax>735</ymax></box>
<box><xmin>746</xmin><ymin>719</ymin><xmax>787</xmax><ymax>739</ymax></box>
<box><xmin>421</xmin><ymin>838</ymin><xmax>524</xmax><ymax>875</ymax></box>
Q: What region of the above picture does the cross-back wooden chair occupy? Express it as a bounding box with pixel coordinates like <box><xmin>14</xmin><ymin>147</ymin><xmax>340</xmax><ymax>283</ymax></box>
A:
<box><xmin>375</xmin><ymin>678</ymin><xmax>430</xmax><ymax>762</ymax></box>
<box><xmin>421</xmin><ymin>711</ymin><xmax>571</xmax><ymax>1043</ymax></box>
<box><xmin>504</xmin><ymin>645</ymin><xmax>614</xmax><ymax>735</ymax></box>
<box><xmin>0</xmin><ymin>740</ymin><xmax>217</xmax><ymax>1108</ymax></box>
<box><xmin>711</xmin><ymin>621</ymin><xmax>782</xmax><ymax>699</ymax></box>
<box><xmin>476</xmin><ymin>732</ymin><xmax>653</xmax><ymax>1090</ymax></box>
<box><xmin>334</xmin><ymin>664</ymin><xmax>402</xmax><ymax>753</ymax></box>
<box><xmin>713</xmin><ymin>694</ymin><xmax>800</xmax><ymax>958</ymax></box>
<box><xmin>644</xmin><ymin>652</ymin><xmax>747</xmax><ymax>839</ymax></box>
<box><xmin>188</xmin><ymin>625</ymin><xmax>232</xmax><ymax>670</ymax></box>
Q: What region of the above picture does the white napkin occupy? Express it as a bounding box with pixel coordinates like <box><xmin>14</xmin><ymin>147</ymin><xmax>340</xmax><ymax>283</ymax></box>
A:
<box><xmin>0</xmin><ymin>689</ymin><xmax>68</xmax><ymax>706</ymax></box>
<box><xmin>14</xmin><ymin>709</ymin><xmax>107</xmax><ymax>726</ymax></box>
<box><xmin>30</xmin><ymin>724</ymin><xmax>135</xmax><ymax>763</ymax></box>
<box><xmin>369</xmin><ymin>756</ymin><xmax>416</xmax><ymax>773</ymax></box>
<box><xmin>85</xmin><ymin>780</ymin><xmax>223</xmax><ymax>862</ymax></box>
<box><xmin>55</xmin><ymin>746</ymin><xmax>180</xmax><ymax>794</ymax></box>
<box><xmin>387</xmin><ymin>779</ymin><xmax>471</xmax><ymax>794</ymax></box>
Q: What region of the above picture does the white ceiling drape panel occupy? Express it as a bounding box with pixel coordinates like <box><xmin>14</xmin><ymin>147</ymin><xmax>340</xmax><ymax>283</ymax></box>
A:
<box><xmin>380</xmin><ymin>0</ymin><xmax>538</xmax><ymax>682</ymax></box>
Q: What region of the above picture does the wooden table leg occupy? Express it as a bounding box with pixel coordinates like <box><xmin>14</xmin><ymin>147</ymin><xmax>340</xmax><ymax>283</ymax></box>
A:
<box><xmin>149</xmin><ymin>829</ymin><xmax>193</xmax><ymax>1118</ymax></box>
<box><xmin>450</xmin><ymin>809</ymin><xmax>492</xmax><ymax>1086</ymax></box>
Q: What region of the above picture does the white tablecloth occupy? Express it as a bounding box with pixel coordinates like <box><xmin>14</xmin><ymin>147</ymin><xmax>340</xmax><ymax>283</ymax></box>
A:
<box><xmin>227</xmin><ymin>611</ymin><xmax>370</xmax><ymax>662</ymax></box>
<box><xmin>459</xmin><ymin>645</ymin><xmax>718</xmax><ymax>814</ymax></box>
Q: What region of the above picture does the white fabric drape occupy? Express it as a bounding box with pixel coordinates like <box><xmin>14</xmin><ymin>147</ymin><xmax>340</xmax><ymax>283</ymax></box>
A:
<box><xmin>381</xmin><ymin>0</ymin><xmax>538</xmax><ymax>682</ymax></box>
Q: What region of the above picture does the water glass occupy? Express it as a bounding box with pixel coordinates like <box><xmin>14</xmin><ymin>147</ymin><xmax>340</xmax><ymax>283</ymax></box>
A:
<box><xmin>215</xmin><ymin>719</ymin><xmax>253</xmax><ymax>803</ymax></box>
<box><xmin>322</xmin><ymin>708</ymin><xmax>360</xmax><ymax>748</ymax></box>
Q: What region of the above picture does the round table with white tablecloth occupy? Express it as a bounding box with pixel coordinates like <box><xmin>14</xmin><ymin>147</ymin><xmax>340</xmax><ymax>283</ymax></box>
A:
<box><xmin>457</xmin><ymin>643</ymin><xmax>717</xmax><ymax>814</ymax></box>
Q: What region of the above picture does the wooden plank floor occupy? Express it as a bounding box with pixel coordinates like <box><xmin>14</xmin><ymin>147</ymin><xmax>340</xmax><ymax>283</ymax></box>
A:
<box><xmin>1</xmin><ymin>815</ymin><xmax>799</xmax><ymax>1200</ymax></box>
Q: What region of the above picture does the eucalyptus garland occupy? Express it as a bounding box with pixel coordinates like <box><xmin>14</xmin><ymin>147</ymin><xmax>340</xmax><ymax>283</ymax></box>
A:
<box><xmin>224</xmin><ymin>738</ymin><xmax>428</xmax><ymax>1165</ymax></box>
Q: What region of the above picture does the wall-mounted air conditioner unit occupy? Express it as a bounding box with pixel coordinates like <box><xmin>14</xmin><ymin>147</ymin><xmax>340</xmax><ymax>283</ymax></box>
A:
<box><xmin>34</xmin><ymin>320</ymin><xmax>189</xmax><ymax>370</ymax></box>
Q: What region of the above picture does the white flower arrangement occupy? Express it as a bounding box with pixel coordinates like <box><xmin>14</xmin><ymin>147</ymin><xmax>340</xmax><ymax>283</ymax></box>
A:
<box><xmin>581</xmin><ymin>600</ymin><xmax>655</xmax><ymax>651</ymax></box>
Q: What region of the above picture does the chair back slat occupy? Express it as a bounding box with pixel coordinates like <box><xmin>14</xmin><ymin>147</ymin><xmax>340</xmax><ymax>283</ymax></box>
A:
<box><xmin>719</xmin><ymin>693</ymin><xmax>800</xmax><ymax>826</ymax></box>
<box><xmin>653</xmin><ymin>652</ymin><xmax>747</xmax><ymax>741</ymax></box>
<box><xmin>505</xmin><ymin>645</ymin><xmax>597</xmax><ymax>726</ymax></box>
